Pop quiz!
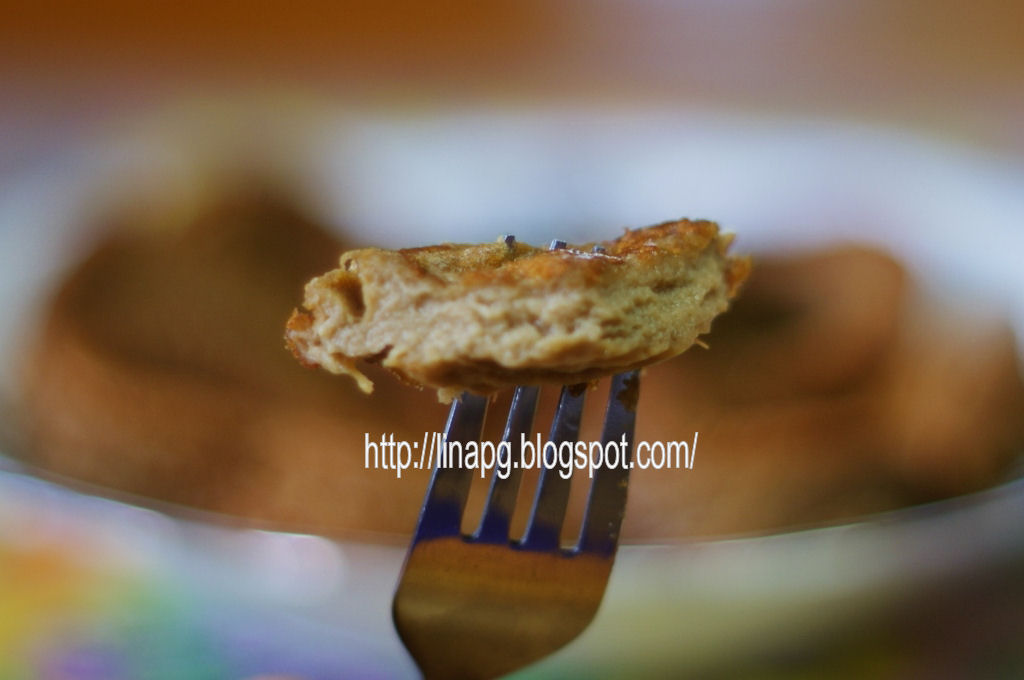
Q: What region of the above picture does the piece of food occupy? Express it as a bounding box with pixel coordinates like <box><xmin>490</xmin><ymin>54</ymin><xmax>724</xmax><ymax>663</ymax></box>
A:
<box><xmin>286</xmin><ymin>219</ymin><xmax>751</xmax><ymax>401</ymax></box>
<box><xmin>18</xmin><ymin>189</ymin><xmax>448</xmax><ymax>533</ymax></box>
<box><xmin>626</xmin><ymin>247</ymin><xmax>1024</xmax><ymax>537</ymax></box>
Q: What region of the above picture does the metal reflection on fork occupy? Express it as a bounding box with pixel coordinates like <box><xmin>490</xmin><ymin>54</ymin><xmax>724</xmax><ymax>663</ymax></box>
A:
<box><xmin>392</xmin><ymin>370</ymin><xmax>640</xmax><ymax>679</ymax></box>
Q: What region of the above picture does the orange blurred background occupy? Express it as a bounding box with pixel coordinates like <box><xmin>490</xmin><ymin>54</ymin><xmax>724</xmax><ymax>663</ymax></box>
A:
<box><xmin>2</xmin><ymin>1</ymin><xmax>1023</xmax><ymax>171</ymax></box>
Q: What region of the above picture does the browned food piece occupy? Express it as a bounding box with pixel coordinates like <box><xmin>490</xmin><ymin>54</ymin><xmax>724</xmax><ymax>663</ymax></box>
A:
<box><xmin>676</xmin><ymin>247</ymin><xmax>909</xmax><ymax>402</ymax></box>
<box><xmin>625</xmin><ymin>247</ymin><xmax>1024</xmax><ymax>538</ymax></box>
<box><xmin>875</xmin><ymin>305</ymin><xmax>1024</xmax><ymax>496</ymax></box>
<box><xmin>285</xmin><ymin>220</ymin><xmax>751</xmax><ymax>401</ymax></box>
<box><xmin>17</xmin><ymin>190</ymin><xmax>448</xmax><ymax>535</ymax></box>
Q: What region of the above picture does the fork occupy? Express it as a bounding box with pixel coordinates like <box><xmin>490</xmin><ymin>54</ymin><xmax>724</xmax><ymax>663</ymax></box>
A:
<box><xmin>392</xmin><ymin>369</ymin><xmax>640</xmax><ymax>679</ymax></box>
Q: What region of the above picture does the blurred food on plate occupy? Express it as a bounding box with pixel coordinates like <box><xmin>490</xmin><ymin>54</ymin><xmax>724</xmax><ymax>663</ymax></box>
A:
<box><xmin>17</xmin><ymin>185</ymin><xmax>447</xmax><ymax>536</ymax></box>
<box><xmin>14</xmin><ymin>184</ymin><xmax>1024</xmax><ymax>540</ymax></box>
<box><xmin>631</xmin><ymin>248</ymin><xmax>1024</xmax><ymax>537</ymax></box>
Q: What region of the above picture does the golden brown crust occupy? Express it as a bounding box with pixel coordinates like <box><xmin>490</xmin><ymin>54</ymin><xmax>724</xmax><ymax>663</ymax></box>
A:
<box><xmin>286</xmin><ymin>219</ymin><xmax>750</xmax><ymax>400</ymax></box>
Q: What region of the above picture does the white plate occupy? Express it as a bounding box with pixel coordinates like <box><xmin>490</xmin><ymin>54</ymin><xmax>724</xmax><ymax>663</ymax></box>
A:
<box><xmin>2</xmin><ymin>106</ymin><xmax>1023</xmax><ymax>677</ymax></box>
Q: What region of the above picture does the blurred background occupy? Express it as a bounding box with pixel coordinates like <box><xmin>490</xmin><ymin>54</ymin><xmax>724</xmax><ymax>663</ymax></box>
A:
<box><xmin>3</xmin><ymin>0</ymin><xmax>1024</xmax><ymax>171</ymax></box>
<box><xmin>2</xmin><ymin>2</ymin><xmax>1024</xmax><ymax>678</ymax></box>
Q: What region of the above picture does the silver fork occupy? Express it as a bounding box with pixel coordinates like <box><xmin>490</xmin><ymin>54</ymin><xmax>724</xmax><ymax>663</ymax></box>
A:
<box><xmin>392</xmin><ymin>370</ymin><xmax>640</xmax><ymax>679</ymax></box>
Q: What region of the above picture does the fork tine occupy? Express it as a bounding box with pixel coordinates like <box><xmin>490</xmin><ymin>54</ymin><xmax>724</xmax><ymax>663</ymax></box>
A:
<box><xmin>413</xmin><ymin>392</ymin><xmax>488</xmax><ymax>541</ymax></box>
<box><xmin>578</xmin><ymin>370</ymin><xmax>640</xmax><ymax>555</ymax></box>
<box><xmin>516</xmin><ymin>236</ymin><xmax>576</xmax><ymax>549</ymax></box>
<box><xmin>519</xmin><ymin>383</ymin><xmax>587</xmax><ymax>551</ymax></box>
<box><xmin>475</xmin><ymin>385</ymin><xmax>540</xmax><ymax>543</ymax></box>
